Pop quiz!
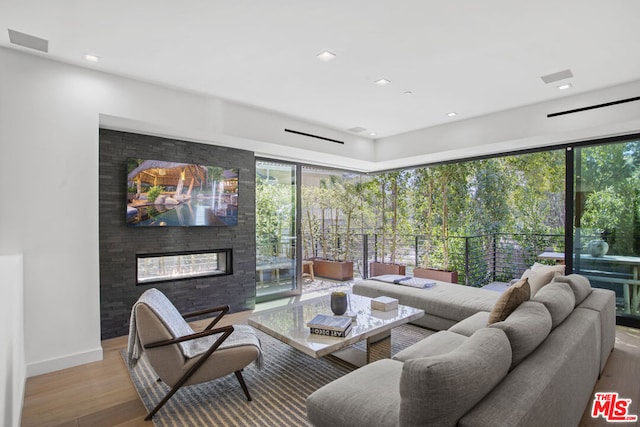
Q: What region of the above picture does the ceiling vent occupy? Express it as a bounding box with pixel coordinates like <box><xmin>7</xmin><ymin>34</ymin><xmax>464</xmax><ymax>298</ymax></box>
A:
<box><xmin>8</xmin><ymin>29</ymin><xmax>49</xmax><ymax>53</ymax></box>
<box><xmin>347</xmin><ymin>127</ymin><xmax>367</xmax><ymax>133</ymax></box>
<box><xmin>540</xmin><ymin>69</ymin><xmax>573</xmax><ymax>84</ymax></box>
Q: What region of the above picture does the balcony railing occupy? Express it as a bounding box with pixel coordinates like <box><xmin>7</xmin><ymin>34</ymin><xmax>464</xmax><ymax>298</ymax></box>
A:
<box><xmin>302</xmin><ymin>231</ymin><xmax>565</xmax><ymax>287</ymax></box>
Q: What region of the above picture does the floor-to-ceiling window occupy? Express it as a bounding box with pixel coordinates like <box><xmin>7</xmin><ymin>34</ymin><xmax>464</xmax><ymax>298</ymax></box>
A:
<box><xmin>257</xmin><ymin>135</ymin><xmax>640</xmax><ymax>327</ymax></box>
<box><xmin>571</xmin><ymin>137</ymin><xmax>640</xmax><ymax>325</ymax></box>
<box><xmin>255</xmin><ymin>161</ymin><xmax>299</xmax><ymax>301</ymax></box>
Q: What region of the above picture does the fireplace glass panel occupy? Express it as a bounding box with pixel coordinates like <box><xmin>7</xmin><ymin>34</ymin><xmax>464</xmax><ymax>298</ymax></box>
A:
<box><xmin>136</xmin><ymin>249</ymin><xmax>232</xmax><ymax>284</ymax></box>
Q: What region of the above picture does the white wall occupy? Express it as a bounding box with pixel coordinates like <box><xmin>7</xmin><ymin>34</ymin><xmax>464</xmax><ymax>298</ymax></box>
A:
<box><xmin>0</xmin><ymin>255</ymin><xmax>25</xmax><ymax>427</ymax></box>
<box><xmin>0</xmin><ymin>46</ymin><xmax>375</xmax><ymax>378</ymax></box>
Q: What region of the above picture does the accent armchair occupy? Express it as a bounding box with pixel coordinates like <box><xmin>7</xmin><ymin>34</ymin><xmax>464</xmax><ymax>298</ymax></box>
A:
<box><xmin>128</xmin><ymin>288</ymin><xmax>262</xmax><ymax>420</ymax></box>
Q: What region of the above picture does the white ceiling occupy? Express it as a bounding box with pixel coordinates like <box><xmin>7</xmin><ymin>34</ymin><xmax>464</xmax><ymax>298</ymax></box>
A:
<box><xmin>2</xmin><ymin>0</ymin><xmax>640</xmax><ymax>139</ymax></box>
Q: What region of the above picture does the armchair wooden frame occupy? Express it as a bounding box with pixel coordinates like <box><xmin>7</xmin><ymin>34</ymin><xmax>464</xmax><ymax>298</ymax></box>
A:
<box><xmin>142</xmin><ymin>304</ymin><xmax>252</xmax><ymax>421</ymax></box>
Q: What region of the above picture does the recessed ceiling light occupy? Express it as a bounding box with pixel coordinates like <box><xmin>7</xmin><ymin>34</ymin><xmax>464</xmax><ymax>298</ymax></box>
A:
<box><xmin>369</xmin><ymin>132</ymin><xmax>377</xmax><ymax>137</ymax></box>
<box><xmin>374</xmin><ymin>78</ymin><xmax>391</xmax><ymax>86</ymax></box>
<box><xmin>83</xmin><ymin>53</ymin><xmax>100</xmax><ymax>62</ymax></box>
<box><xmin>557</xmin><ymin>83</ymin><xmax>573</xmax><ymax>90</ymax></box>
<box><xmin>316</xmin><ymin>50</ymin><xmax>336</xmax><ymax>62</ymax></box>
<box><xmin>446</xmin><ymin>112</ymin><xmax>458</xmax><ymax>117</ymax></box>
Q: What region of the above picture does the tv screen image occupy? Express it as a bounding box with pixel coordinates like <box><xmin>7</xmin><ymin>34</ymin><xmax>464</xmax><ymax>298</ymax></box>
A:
<box><xmin>126</xmin><ymin>158</ymin><xmax>239</xmax><ymax>226</ymax></box>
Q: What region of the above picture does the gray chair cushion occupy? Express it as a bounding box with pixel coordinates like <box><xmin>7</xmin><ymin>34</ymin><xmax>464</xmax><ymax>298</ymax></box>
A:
<box><xmin>532</xmin><ymin>282</ymin><xmax>575</xmax><ymax>328</ymax></box>
<box><xmin>488</xmin><ymin>301</ymin><xmax>551</xmax><ymax>368</ymax></box>
<box><xmin>393</xmin><ymin>330</ymin><xmax>468</xmax><ymax>361</ymax></box>
<box><xmin>399</xmin><ymin>328</ymin><xmax>511</xmax><ymax>427</ymax></box>
<box><xmin>135</xmin><ymin>304</ymin><xmax>261</xmax><ymax>387</ymax></box>
<box><xmin>552</xmin><ymin>274</ymin><xmax>592</xmax><ymax>305</ymax></box>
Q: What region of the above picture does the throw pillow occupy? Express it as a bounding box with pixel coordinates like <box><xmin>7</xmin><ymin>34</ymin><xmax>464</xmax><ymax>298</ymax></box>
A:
<box><xmin>521</xmin><ymin>263</ymin><xmax>565</xmax><ymax>296</ymax></box>
<box><xmin>487</xmin><ymin>278</ymin><xmax>530</xmax><ymax>325</ymax></box>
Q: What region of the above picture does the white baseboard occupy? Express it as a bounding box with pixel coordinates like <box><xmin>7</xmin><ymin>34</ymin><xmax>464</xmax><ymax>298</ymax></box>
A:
<box><xmin>26</xmin><ymin>347</ymin><xmax>103</xmax><ymax>377</ymax></box>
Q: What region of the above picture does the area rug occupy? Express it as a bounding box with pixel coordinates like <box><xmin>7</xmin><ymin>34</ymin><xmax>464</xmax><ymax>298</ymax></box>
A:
<box><xmin>123</xmin><ymin>324</ymin><xmax>433</xmax><ymax>426</ymax></box>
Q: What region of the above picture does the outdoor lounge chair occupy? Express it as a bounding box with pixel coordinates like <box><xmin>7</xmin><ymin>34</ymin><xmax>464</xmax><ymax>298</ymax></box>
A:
<box><xmin>128</xmin><ymin>288</ymin><xmax>262</xmax><ymax>420</ymax></box>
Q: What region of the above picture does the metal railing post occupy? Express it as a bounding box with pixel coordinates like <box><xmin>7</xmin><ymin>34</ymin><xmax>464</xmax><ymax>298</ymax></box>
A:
<box><xmin>464</xmin><ymin>236</ymin><xmax>470</xmax><ymax>286</ymax></box>
<box><xmin>492</xmin><ymin>233</ymin><xmax>497</xmax><ymax>282</ymax></box>
<box><xmin>373</xmin><ymin>233</ymin><xmax>378</xmax><ymax>263</ymax></box>
<box><xmin>363</xmin><ymin>234</ymin><xmax>369</xmax><ymax>278</ymax></box>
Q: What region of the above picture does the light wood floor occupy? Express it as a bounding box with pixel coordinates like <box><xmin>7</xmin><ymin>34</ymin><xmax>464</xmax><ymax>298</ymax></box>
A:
<box><xmin>21</xmin><ymin>313</ymin><xmax>640</xmax><ymax>427</ymax></box>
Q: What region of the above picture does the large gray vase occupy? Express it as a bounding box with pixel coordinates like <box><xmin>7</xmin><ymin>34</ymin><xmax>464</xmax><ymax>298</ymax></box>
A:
<box><xmin>330</xmin><ymin>292</ymin><xmax>348</xmax><ymax>315</ymax></box>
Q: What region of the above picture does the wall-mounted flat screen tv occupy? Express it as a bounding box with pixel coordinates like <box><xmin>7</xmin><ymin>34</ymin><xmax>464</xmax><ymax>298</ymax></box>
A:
<box><xmin>126</xmin><ymin>158</ymin><xmax>239</xmax><ymax>227</ymax></box>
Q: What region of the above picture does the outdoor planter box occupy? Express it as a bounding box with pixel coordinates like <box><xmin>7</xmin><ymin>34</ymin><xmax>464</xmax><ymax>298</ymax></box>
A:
<box><xmin>369</xmin><ymin>262</ymin><xmax>406</xmax><ymax>277</ymax></box>
<box><xmin>312</xmin><ymin>259</ymin><xmax>354</xmax><ymax>281</ymax></box>
<box><xmin>413</xmin><ymin>267</ymin><xmax>458</xmax><ymax>283</ymax></box>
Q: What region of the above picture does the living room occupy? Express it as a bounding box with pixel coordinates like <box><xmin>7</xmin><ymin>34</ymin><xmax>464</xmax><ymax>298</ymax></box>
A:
<box><xmin>2</xmin><ymin>2</ymin><xmax>640</xmax><ymax>426</ymax></box>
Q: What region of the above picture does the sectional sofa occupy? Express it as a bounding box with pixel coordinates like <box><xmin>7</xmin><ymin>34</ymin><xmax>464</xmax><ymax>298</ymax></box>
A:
<box><xmin>306</xmin><ymin>272</ymin><xmax>616</xmax><ymax>427</ymax></box>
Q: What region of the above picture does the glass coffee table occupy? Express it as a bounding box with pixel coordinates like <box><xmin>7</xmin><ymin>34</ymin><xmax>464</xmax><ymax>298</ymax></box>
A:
<box><xmin>248</xmin><ymin>293</ymin><xmax>424</xmax><ymax>367</ymax></box>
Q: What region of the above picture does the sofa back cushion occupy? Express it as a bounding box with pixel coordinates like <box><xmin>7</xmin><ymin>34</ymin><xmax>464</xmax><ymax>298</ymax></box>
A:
<box><xmin>488</xmin><ymin>301</ymin><xmax>552</xmax><ymax>369</ymax></box>
<box><xmin>520</xmin><ymin>263</ymin><xmax>565</xmax><ymax>296</ymax></box>
<box><xmin>399</xmin><ymin>328</ymin><xmax>511</xmax><ymax>427</ymax></box>
<box><xmin>552</xmin><ymin>274</ymin><xmax>592</xmax><ymax>305</ymax></box>
<box><xmin>532</xmin><ymin>282</ymin><xmax>575</xmax><ymax>328</ymax></box>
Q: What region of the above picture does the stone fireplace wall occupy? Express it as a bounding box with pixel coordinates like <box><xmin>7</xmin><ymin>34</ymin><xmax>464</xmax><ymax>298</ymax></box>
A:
<box><xmin>99</xmin><ymin>129</ymin><xmax>256</xmax><ymax>339</ymax></box>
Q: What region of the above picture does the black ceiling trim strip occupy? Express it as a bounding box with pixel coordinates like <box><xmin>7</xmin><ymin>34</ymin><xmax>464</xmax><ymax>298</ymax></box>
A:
<box><xmin>547</xmin><ymin>96</ymin><xmax>640</xmax><ymax>118</ymax></box>
<box><xmin>285</xmin><ymin>128</ymin><xmax>345</xmax><ymax>145</ymax></box>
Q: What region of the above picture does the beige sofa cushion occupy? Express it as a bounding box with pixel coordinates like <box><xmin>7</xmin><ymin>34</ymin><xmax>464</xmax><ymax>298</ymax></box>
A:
<box><xmin>393</xmin><ymin>330</ymin><xmax>468</xmax><ymax>362</ymax></box>
<box><xmin>532</xmin><ymin>282</ymin><xmax>575</xmax><ymax>328</ymax></box>
<box><xmin>521</xmin><ymin>262</ymin><xmax>564</xmax><ymax>296</ymax></box>
<box><xmin>489</xmin><ymin>301</ymin><xmax>552</xmax><ymax>368</ymax></box>
<box><xmin>552</xmin><ymin>274</ymin><xmax>592</xmax><ymax>305</ymax></box>
<box><xmin>306</xmin><ymin>359</ymin><xmax>404</xmax><ymax>427</ymax></box>
<box><xmin>449</xmin><ymin>311</ymin><xmax>490</xmax><ymax>337</ymax></box>
<box><xmin>487</xmin><ymin>278</ymin><xmax>530</xmax><ymax>324</ymax></box>
<box><xmin>399</xmin><ymin>328</ymin><xmax>512</xmax><ymax>427</ymax></box>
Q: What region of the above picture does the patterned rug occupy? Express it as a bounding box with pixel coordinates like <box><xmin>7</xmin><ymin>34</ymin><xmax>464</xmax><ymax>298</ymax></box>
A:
<box><xmin>123</xmin><ymin>324</ymin><xmax>433</xmax><ymax>426</ymax></box>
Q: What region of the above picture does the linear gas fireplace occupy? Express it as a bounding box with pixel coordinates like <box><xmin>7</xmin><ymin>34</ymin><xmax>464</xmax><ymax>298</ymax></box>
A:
<box><xmin>136</xmin><ymin>249</ymin><xmax>232</xmax><ymax>285</ymax></box>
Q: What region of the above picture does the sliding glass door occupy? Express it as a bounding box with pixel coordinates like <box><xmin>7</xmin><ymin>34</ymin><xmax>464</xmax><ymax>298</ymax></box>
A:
<box><xmin>572</xmin><ymin>138</ymin><xmax>640</xmax><ymax>324</ymax></box>
<box><xmin>255</xmin><ymin>161</ymin><xmax>299</xmax><ymax>301</ymax></box>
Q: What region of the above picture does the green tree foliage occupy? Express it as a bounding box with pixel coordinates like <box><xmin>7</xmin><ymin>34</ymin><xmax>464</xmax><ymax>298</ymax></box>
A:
<box><xmin>297</xmin><ymin>144</ymin><xmax>640</xmax><ymax>273</ymax></box>
<box><xmin>422</xmin><ymin>164</ymin><xmax>468</xmax><ymax>269</ymax></box>
<box><xmin>505</xmin><ymin>151</ymin><xmax>565</xmax><ymax>235</ymax></box>
<box><xmin>577</xmin><ymin>142</ymin><xmax>640</xmax><ymax>254</ymax></box>
<box><xmin>256</xmin><ymin>177</ymin><xmax>294</xmax><ymax>257</ymax></box>
<box><xmin>370</xmin><ymin>171</ymin><xmax>412</xmax><ymax>264</ymax></box>
<box><xmin>467</xmin><ymin>159</ymin><xmax>513</xmax><ymax>234</ymax></box>
<box><xmin>299</xmin><ymin>149</ymin><xmax>567</xmax><ymax>270</ymax></box>
<box><xmin>581</xmin><ymin>187</ymin><xmax>626</xmax><ymax>234</ymax></box>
